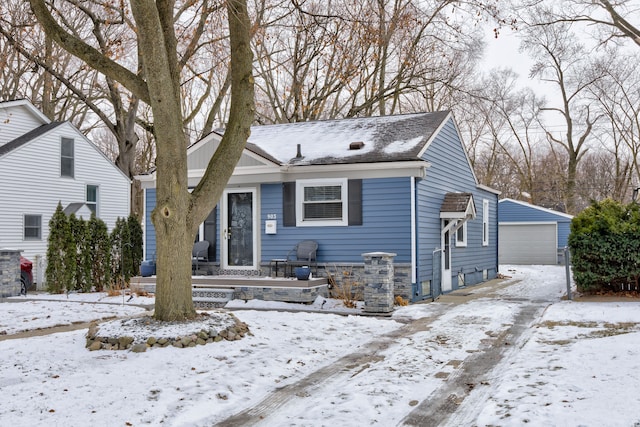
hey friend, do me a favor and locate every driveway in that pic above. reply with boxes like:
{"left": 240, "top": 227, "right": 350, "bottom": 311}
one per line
{"left": 216, "top": 276, "right": 560, "bottom": 426}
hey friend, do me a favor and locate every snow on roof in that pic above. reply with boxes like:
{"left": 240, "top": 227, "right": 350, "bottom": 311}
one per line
{"left": 246, "top": 111, "right": 451, "bottom": 165}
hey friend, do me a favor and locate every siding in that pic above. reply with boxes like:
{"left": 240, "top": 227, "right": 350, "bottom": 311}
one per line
{"left": 498, "top": 199, "right": 572, "bottom": 247}
{"left": 260, "top": 178, "right": 413, "bottom": 263}
{"left": 0, "top": 103, "right": 45, "bottom": 146}
{"left": 417, "top": 118, "right": 498, "bottom": 291}
{"left": 0, "top": 122, "right": 130, "bottom": 267}
{"left": 187, "top": 136, "right": 263, "bottom": 170}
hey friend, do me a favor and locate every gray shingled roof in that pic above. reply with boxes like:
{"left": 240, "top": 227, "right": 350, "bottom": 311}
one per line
{"left": 243, "top": 111, "right": 451, "bottom": 166}
{"left": 0, "top": 122, "right": 64, "bottom": 157}
{"left": 63, "top": 203, "right": 88, "bottom": 215}
{"left": 441, "top": 193, "right": 475, "bottom": 215}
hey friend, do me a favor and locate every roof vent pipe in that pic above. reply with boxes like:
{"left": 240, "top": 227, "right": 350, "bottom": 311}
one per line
{"left": 296, "top": 143, "right": 302, "bottom": 158}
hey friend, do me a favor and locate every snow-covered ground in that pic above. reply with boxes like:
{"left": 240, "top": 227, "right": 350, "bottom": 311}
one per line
{"left": 1, "top": 265, "right": 639, "bottom": 426}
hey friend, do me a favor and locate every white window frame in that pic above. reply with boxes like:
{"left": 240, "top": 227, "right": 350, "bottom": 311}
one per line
{"left": 86, "top": 184, "right": 99, "bottom": 215}
{"left": 296, "top": 178, "right": 348, "bottom": 227}
{"left": 455, "top": 221, "right": 467, "bottom": 247}
{"left": 61, "top": 137, "right": 75, "bottom": 178}
{"left": 24, "top": 214, "right": 42, "bottom": 240}
{"left": 482, "top": 199, "right": 489, "bottom": 246}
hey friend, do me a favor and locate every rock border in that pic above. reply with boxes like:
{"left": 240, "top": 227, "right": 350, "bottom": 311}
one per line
{"left": 85, "top": 314, "right": 251, "bottom": 352}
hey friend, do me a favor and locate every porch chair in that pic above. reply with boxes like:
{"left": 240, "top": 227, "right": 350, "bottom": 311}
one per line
{"left": 192, "top": 240, "right": 210, "bottom": 274}
{"left": 285, "top": 240, "right": 318, "bottom": 277}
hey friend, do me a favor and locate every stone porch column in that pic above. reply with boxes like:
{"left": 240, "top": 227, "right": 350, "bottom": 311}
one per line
{"left": 0, "top": 249, "right": 21, "bottom": 297}
{"left": 362, "top": 252, "right": 396, "bottom": 313}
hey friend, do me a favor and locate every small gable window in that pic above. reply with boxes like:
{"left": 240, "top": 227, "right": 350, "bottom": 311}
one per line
{"left": 296, "top": 179, "right": 348, "bottom": 226}
{"left": 24, "top": 214, "right": 42, "bottom": 240}
{"left": 61, "top": 137, "right": 74, "bottom": 178}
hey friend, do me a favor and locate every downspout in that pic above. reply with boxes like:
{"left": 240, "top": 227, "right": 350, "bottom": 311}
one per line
{"left": 495, "top": 194, "right": 499, "bottom": 276}
{"left": 411, "top": 177, "right": 417, "bottom": 285}
{"left": 142, "top": 188, "right": 147, "bottom": 261}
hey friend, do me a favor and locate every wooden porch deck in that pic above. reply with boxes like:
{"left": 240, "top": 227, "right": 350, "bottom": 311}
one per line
{"left": 131, "top": 275, "right": 329, "bottom": 307}
{"left": 132, "top": 275, "right": 327, "bottom": 289}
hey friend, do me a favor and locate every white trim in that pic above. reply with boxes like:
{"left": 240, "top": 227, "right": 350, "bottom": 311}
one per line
{"left": 482, "top": 199, "right": 490, "bottom": 246}
{"left": 441, "top": 219, "right": 453, "bottom": 292}
{"left": 142, "top": 160, "right": 430, "bottom": 188}
{"left": 499, "top": 221, "right": 559, "bottom": 226}
{"left": 410, "top": 177, "right": 417, "bottom": 284}
{"left": 416, "top": 111, "right": 453, "bottom": 158}
{"left": 295, "top": 178, "right": 348, "bottom": 227}
{"left": 142, "top": 189, "right": 147, "bottom": 261}
{"left": 0, "top": 99, "right": 51, "bottom": 124}
{"left": 455, "top": 222, "right": 467, "bottom": 247}
{"left": 221, "top": 187, "right": 258, "bottom": 270}
{"left": 85, "top": 184, "right": 99, "bottom": 217}
{"left": 281, "top": 161, "right": 428, "bottom": 176}
{"left": 498, "top": 198, "right": 574, "bottom": 219}
{"left": 477, "top": 183, "right": 501, "bottom": 195}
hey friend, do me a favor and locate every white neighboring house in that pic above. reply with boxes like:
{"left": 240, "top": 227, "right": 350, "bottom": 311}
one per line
{"left": 0, "top": 99, "right": 130, "bottom": 287}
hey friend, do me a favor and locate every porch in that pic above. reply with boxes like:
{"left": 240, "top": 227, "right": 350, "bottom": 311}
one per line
{"left": 131, "top": 274, "right": 329, "bottom": 309}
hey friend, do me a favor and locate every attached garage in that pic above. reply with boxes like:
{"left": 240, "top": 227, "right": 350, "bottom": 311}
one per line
{"left": 498, "top": 199, "right": 573, "bottom": 265}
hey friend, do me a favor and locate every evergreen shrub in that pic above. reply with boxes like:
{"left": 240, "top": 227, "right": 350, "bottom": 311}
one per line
{"left": 569, "top": 199, "right": 640, "bottom": 293}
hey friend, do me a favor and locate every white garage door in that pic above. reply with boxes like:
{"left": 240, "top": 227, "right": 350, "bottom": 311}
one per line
{"left": 499, "top": 223, "right": 557, "bottom": 265}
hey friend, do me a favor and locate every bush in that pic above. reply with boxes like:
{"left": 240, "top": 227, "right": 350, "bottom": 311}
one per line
{"left": 45, "top": 203, "right": 75, "bottom": 293}
{"left": 87, "top": 214, "right": 111, "bottom": 292}
{"left": 111, "top": 215, "right": 144, "bottom": 288}
{"left": 569, "top": 199, "right": 640, "bottom": 293}
{"left": 69, "top": 214, "right": 91, "bottom": 292}
{"left": 45, "top": 209, "right": 141, "bottom": 293}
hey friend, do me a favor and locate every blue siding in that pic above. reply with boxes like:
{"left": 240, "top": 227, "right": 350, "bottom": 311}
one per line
{"left": 141, "top": 116, "right": 499, "bottom": 296}
{"left": 557, "top": 222, "right": 570, "bottom": 248}
{"left": 417, "top": 118, "right": 498, "bottom": 292}
{"left": 498, "top": 199, "right": 572, "bottom": 247}
{"left": 260, "top": 178, "right": 413, "bottom": 263}
{"left": 144, "top": 188, "right": 156, "bottom": 260}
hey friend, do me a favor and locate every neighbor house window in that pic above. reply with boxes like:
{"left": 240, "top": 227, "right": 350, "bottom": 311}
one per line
{"left": 86, "top": 185, "right": 98, "bottom": 214}
{"left": 455, "top": 222, "right": 467, "bottom": 247}
{"left": 24, "top": 214, "right": 42, "bottom": 240}
{"left": 296, "top": 178, "right": 348, "bottom": 226}
{"left": 482, "top": 199, "right": 489, "bottom": 246}
{"left": 61, "top": 137, "right": 74, "bottom": 178}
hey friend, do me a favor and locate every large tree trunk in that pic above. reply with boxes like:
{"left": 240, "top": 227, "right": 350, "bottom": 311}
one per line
{"left": 29, "top": 0, "right": 252, "bottom": 321}
{"left": 152, "top": 202, "right": 196, "bottom": 320}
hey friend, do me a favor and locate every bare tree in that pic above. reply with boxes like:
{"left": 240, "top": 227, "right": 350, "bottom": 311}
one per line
{"left": 252, "top": 0, "right": 484, "bottom": 123}
{"left": 0, "top": 1, "right": 103, "bottom": 126}
{"left": 588, "top": 49, "right": 640, "bottom": 197}
{"left": 521, "top": 0, "right": 640, "bottom": 47}
{"left": 28, "top": 0, "right": 255, "bottom": 321}
{"left": 520, "top": 15, "right": 606, "bottom": 214}
{"left": 2, "top": 0, "right": 234, "bottom": 216}
{"left": 464, "top": 68, "right": 550, "bottom": 203}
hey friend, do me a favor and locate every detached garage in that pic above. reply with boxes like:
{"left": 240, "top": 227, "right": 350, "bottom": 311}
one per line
{"left": 498, "top": 199, "right": 573, "bottom": 265}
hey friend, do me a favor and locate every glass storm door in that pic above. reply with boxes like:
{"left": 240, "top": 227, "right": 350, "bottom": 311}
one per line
{"left": 222, "top": 189, "right": 257, "bottom": 270}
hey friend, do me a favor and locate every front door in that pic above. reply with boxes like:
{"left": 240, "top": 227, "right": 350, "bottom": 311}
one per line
{"left": 221, "top": 188, "right": 257, "bottom": 270}
{"left": 441, "top": 220, "right": 452, "bottom": 292}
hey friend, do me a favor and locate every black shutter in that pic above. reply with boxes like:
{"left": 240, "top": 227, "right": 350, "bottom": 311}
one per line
{"left": 283, "top": 182, "right": 296, "bottom": 226}
{"left": 348, "top": 179, "right": 363, "bottom": 225}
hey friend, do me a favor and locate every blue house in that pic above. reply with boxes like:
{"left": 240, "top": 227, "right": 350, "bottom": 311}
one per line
{"left": 498, "top": 198, "right": 573, "bottom": 265}
{"left": 138, "top": 112, "right": 499, "bottom": 301}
